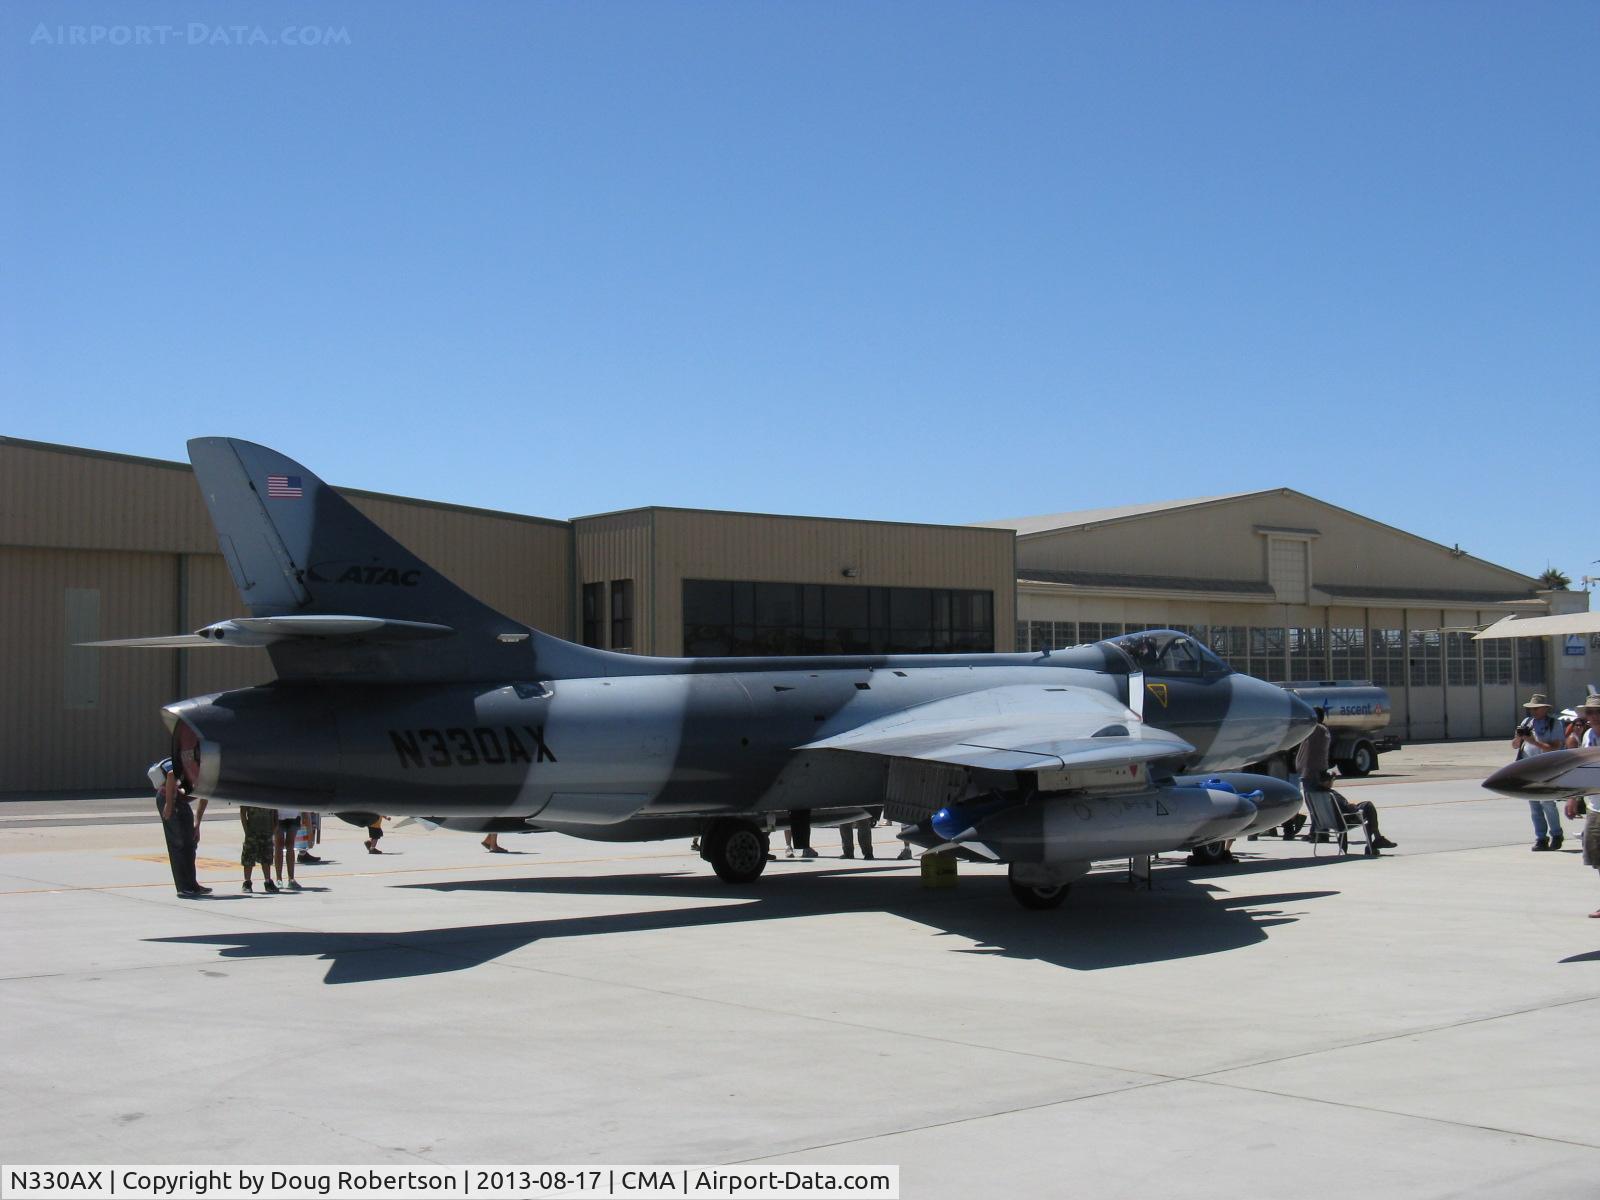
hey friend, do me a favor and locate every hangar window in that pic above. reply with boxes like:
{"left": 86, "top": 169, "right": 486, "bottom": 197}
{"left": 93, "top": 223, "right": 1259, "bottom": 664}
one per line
{"left": 1481, "top": 637, "right": 1512, "bottom": 687}
{"left": 1207, "top": 625, "right": 1247, "bottom": 671}
{"left": 682, "top": 581, "right": 993, "bottom": 657}
{"left": 581, "top": 583, "right": 605, "bottom": 648}
{"left": 1515, "top": 637, "right": 1545, "bottom": 686}
{"left": 1329, "top": 627, "right": 1366, "bottom": 680}
{"left": 1248, "top": 626, "right": 1286, "bottom": 681}
{"left": 1078, "top": 621, "right": 1124, "bottom": 645}
{"left": 1408, "top": 629, "right": 1442, "bottom": 687}
{"left": 1445, "top": 632, "right": 1479, "bottom": 687}
{"left": 1023, "top": 620, "right": 1076, "bottom": 651}
{"left": 1288, "top": 627, "right": 1327, "bottom": 681}
{"left": 610, "top": 580, "right": 634, "bottom": 652}
{"left": 1369, "top": 628, "right": 1404, "bottom": 687}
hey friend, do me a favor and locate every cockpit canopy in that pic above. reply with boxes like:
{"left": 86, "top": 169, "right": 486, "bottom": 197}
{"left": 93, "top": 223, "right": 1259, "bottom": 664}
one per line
{"left": 1107, "top": 629, "right": 1230, "bottom": 677}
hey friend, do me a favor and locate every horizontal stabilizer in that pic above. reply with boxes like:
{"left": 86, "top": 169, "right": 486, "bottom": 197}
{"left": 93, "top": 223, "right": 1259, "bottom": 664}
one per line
{"left": 84, "top": 634, "right": 220, "bottom": 649}
{"left": 83, "top": 615, "right": 455, "bottom": 650}
{"left": 220, "top": 615, "right": 454, "bottom": 640}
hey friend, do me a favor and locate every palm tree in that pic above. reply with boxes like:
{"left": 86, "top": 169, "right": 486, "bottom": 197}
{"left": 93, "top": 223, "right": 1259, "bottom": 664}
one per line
{"left": 1538, "top": 567, "right": 1571, "bottom": 590}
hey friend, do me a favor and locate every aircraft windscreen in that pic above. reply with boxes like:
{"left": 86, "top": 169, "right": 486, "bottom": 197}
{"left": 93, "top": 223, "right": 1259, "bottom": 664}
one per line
{"left": 1107, "top": 630, "right": 1227, "bottom": 677}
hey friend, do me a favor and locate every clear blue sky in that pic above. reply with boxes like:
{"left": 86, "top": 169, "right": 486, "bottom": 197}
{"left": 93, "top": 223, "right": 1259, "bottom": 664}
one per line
{"left": 3, "top": 2, "right": 1596, "bottom": 595}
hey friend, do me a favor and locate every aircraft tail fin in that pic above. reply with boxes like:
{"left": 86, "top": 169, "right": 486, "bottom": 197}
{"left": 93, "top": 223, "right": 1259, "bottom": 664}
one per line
{"left": 186, "top": 438, "right": 613, "bottom": 682}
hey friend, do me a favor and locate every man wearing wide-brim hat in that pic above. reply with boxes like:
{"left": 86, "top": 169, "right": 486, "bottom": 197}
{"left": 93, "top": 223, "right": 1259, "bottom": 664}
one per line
{"left": 1563, "top": 696, "right": 1600, "bottom": 917}
{"left": 1513, "top": 695, "right": 1566, "bottom": 850}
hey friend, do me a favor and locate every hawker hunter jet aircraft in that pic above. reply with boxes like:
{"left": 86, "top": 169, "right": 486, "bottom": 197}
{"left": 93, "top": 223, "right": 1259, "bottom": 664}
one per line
{"left": 96, "top": 439, "right": 1315, "bottom": 908}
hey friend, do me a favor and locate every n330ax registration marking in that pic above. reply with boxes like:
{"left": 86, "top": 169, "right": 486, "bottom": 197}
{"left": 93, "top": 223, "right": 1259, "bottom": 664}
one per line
{"left": 389, "top": 725, "right": 557, "bottom": 768}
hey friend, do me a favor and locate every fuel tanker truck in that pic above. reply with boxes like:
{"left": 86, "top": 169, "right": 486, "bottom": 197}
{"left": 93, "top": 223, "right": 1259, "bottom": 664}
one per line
{"left": 1248, "top": 681, "right": 1400, "bottom": 778}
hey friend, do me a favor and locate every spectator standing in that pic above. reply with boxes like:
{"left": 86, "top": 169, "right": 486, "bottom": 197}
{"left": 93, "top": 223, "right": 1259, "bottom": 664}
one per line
{"left": 239, "top": 805, "right": 278, "bottom": 892}
{"left": 839, "top": 814, "right": 875, "bottom": 859}
{"left": 297, "top": 811, "right": 323, "bottom": 865}
{"left": 1514, "top": 694, "right": 1564, "bottom": 851}
{"left": 148, "top": 757, "right": 210, "bottom": 898}
{"left": 274, "top": 807, "right": 304, "bottom": 891}
{"left": 1564, "top": 697, "right": 1600, "bottom": 918}
{"left": 789, "top": 809, "right": 818, "bottom": 859}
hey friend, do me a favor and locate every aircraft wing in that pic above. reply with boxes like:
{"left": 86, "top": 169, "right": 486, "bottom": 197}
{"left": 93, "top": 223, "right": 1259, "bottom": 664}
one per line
{"left": 801, "top": 683, "right": 1194, "bottom": 773}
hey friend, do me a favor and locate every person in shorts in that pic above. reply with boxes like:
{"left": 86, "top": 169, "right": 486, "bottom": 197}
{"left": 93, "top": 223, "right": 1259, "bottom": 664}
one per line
{"left": 274, "top": 808, "right": 304, "bottom": 892}
{"left": 239, "top": 806, "right": 278, "bottom": 892}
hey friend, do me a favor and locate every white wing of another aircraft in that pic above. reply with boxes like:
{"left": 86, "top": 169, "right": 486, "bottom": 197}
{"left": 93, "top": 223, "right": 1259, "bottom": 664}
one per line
{"left": 1475, "top": 612, "right": 1600, "bottom": 640}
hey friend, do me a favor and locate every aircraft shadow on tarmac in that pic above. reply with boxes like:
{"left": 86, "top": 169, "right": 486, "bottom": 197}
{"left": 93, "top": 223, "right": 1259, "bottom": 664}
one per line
{"left": 148, "top": 857, "right": 1341, "bottom": 985}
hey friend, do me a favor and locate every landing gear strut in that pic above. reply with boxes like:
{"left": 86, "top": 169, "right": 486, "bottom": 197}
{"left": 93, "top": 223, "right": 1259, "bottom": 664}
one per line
{"left": 700, "top": 820, "right": 770, "bottom": 884}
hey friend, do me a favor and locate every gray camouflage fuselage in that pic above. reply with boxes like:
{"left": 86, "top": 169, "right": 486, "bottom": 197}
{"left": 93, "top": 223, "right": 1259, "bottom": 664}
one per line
{"left": 169, "top": 642, "right": 1309, "bottom": 837}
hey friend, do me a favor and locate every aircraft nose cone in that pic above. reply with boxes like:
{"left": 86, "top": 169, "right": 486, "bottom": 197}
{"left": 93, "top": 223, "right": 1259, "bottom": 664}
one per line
{"left": 1286, "top": 691, "right": 1316, "bottom": 733}
{"left": 1281, "top": 690, "right": 1317, "bottom": 751}
{"left": 1482, "top": 751, "right": 1577, "bottom": 799}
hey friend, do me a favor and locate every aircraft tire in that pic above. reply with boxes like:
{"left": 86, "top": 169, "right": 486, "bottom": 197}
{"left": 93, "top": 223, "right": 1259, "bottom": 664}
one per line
{"left": 1007, "top": 866, "right": 1071, "bottom": 910}
{"left": 1189, "top": 839, "right": 1232, "bottom": 866}
{"left": 704, "top": 821, "right": 769, "bottom": 884}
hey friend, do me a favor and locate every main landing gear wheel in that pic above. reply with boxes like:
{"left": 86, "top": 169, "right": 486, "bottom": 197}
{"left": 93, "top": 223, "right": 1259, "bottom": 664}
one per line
{"left": 1189, "top": 839, "right": 1232, "bottom": 866}
{"left": 1007, "top": 864, "right": 1072, "bottom": 910}
{"left": 702, "top": 820, "right": 770, "bottom": 884}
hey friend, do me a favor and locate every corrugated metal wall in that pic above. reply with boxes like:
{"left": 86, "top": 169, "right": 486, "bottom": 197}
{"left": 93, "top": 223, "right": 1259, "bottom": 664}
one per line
{"left": 0, "top": 547, "right": 180, "bottom": 790}
{"left": 1018, "top": 493, "right": 1536, "bottom": 595}
{"left": 572, "top": 511, "right": 654, "bottom": 652}
{"left": 347, "top": 494, "right": 571, "bottom": 635}
{"left": 1, "top": 442, "right": 220, "bottom": 553}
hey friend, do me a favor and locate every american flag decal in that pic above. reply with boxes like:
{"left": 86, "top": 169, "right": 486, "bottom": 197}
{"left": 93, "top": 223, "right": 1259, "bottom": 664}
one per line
{"left": 266, "top": 474, "right": 304, "bottom": 498}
